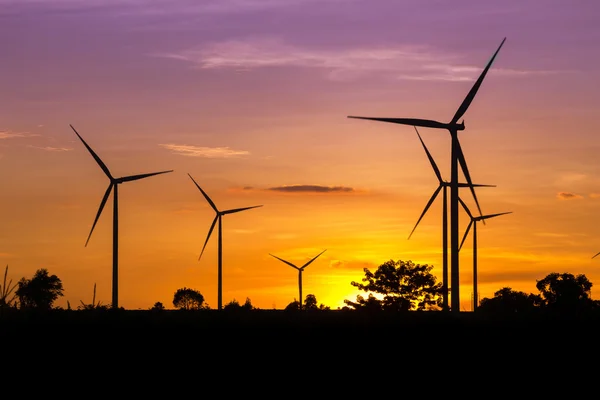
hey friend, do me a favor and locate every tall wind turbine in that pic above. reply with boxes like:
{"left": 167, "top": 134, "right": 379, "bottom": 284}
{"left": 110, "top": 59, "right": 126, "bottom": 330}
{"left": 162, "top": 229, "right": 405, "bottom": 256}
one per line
{"left": 348, "top": 38, "right": 506, "bottom": 311}
{"left": 70, "top": 124, "right": 173, "bottom": 309}
{"left": 269, "top": 249, "right": 327, "bottom": 309}
{"left": 409, "top": 126, "right": 495, "bottom": 310}
{"left": 188, "top": 173, "right": 263, "bottom": 310}
{"left": 458, "top": 197, "right": 511, "bottom": 311}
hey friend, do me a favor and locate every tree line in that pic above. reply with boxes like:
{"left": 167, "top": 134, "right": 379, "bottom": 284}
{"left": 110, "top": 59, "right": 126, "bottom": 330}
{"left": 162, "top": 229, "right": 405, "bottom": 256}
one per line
{"left": 1, "top": 261, "right": 597, "bottom": 315}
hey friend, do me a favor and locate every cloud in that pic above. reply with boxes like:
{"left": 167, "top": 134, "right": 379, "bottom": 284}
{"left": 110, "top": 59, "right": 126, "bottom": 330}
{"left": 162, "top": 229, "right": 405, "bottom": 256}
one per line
{"left": 267, "top": 184, "right": 354, "bottom": 193}
{"left": 157, "top": 38, "right": 565, "bottom": 82}
{"left": 159, "top": 143, "right": 249, "bottom": 158}
{"left": 589, "top": 193, "right": 600, "bottom": 199}
{"left": 557, "top": 192, "right": 583, "bottom": 200}
{"left": 0, "top": 0, "right": 351, "bottom": 15}
{"left": 329, "top": 259, "right": 376, "bottom": 270}
{"left": 27, "top": 145, "right": 73, "bottom": 152}
{"left": 0, "top": 131, "right": 37, "bottom": 139}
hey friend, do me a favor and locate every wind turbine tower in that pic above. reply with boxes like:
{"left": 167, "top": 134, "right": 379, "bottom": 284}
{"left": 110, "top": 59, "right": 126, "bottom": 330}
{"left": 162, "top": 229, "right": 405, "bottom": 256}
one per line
{"left": 348, "top": 38, "right": 506, "bottom": 311}
{"left": 409, "top": 127, "right": 495, "bottom": 310}
{"left": 269, "top": 249, "right": 327, "bottom": 309}
{"left": 71, "top": 125, "right": 173, "bottom": 309}
{"left": 188, "top": 173, "right": 262, "bottom": 310}
{"left": 458, "top": 197, "right": 512, "bottom": 311}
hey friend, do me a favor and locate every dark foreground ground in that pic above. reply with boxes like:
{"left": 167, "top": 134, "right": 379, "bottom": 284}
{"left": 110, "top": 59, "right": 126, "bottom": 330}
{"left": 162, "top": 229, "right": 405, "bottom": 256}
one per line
{"left": 3, "top": 308, "right": 600, "bottom": 344}
{"left": 3, "top": 309, "right": 599, "bottom": 381}
{"left": 4, "top": 309, "right": 595, "bottom": 388}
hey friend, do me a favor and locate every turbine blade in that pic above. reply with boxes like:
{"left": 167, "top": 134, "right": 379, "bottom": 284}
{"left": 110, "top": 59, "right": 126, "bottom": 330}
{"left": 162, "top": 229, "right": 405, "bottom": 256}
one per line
{"left": 199, "top": 215, "right": 218, "bottom": 261}
{"left": 347, "top": 116, "right": 448, "bottom": 130}
{"left": 188, "top": 173, "right": 219, "bottom": 213}
{"left": 459, "top": 221, "right": 473, "bottom": 251}
{"left": 478, "top": 211, "right": 512, "bottom": 221}
{"left": 408, "top": 186, "right": 442, "bottom": 240}
{"left": 118, "top": 170, "right": 173, "bottom": 183}
{"left": 269, "top": 254, "right": 300, "bottom": 270}
{"left": 414, "top": 126, "right": 443, "bottom": 183}
{"left": 451, "top": 38, "right": 506, "bottom": 124}
{"left": 300, "top": 249, "right": 327, "bottom": 269}
{"left": 85, "top": 183, "right": 113, "bottom": 247}
{"left": 222, "top": 205, "right": 263, "bottom": 215}
{"left": 457, "top": 141, "right": 484, "bottom": 219}
{"left": 593, "top": 252, "right": 600, "bottom": 259}
{"left": 70, "top": 124, "right": 113, "bottom": 180}
{"left": 458, "top": 196, "right": 473, "bottom": 219}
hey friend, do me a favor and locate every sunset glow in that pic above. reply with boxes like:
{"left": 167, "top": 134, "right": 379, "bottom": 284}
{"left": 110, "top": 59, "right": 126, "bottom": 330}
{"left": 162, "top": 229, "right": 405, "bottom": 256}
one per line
{"left": 2, "top": 0, "right": 600, "bottom": 311}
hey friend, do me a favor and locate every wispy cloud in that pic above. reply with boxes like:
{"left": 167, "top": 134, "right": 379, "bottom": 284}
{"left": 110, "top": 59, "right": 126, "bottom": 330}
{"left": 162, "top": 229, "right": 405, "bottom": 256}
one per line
{"left": 0, "top": 130, "right": 38, "bottom": 139}
{"left": 557, "top": 191, "right": 583, "bottom": 200}
{"left": 589, "top": 193, "right": 600, "bottom": 199}
{"left": 157, "top": 38, "right": 565, "bottom": 82}
{"left": 267, "top": 184, "right": 355, "bottom": 193}
{"left": 159, "top": 143, "right": 249, "bottom": 158}
{"left": 0, "top": 0, "right": 351, "bottom": 15}
{"left": 27, "top": 145, "right": 73, "bottom": 152}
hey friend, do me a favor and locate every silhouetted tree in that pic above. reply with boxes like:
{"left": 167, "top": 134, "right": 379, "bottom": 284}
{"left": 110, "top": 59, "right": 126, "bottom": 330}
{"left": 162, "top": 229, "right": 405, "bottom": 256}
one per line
{"left": 304, "top": 294, "right": 318, "bottom": 309}
{"left": 151, "top": 302, "right": 165, "bottom": 311}
{"left": 345, "top": 260, "right": 442, "bottom": 311}
{"left": 172, "top": 287, "right": 206, "bottom": 310}
{"left": 478, "top": 287, "right": 541, "bottom": 313}
{"left": 284, "top": 299, "right": 300, "bottom": 311}
{"left": 15, "top": 268, "right": 64, "bottom": 310}
{"left": 303, "top": 294, "right": 330, "bottom": 310}
{"left": 536, "top": 272, "right": 594, "bottom": 312}
{"left": 224, "top": 297, "right": 255, "bottom": 311}
{"left": 344, "top": 293, "right": 385, "bottom": 311}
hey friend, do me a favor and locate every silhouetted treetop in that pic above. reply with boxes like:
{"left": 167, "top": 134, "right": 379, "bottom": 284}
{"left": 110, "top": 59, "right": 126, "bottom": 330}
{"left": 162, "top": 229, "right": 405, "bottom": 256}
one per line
{"left": 536, "top": 272, "right": 594, "bottom": 312}
{"left": 478, "top": 287, "right": 541, "bottom": 314}
{"left": 172, "top": 287, "right": 207, "bottom": 310}
{"left": 15, "top": 268, "right": 63, "bottom": 310}
{"left": 345, "top": 259, "right": 442, "bottom": 311}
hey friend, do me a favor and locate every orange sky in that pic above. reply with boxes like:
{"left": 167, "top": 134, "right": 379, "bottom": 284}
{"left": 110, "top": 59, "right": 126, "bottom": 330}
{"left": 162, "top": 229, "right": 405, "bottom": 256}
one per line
{"left": 2, "top": 0, "right": 600, "bottom": 310}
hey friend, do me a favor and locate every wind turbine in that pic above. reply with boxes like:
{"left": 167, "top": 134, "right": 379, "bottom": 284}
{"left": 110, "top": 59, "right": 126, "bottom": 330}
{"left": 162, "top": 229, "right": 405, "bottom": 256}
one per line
{"left": 348, "top": 38, "right": 506, "bottom": 311}
{"left": 409, "top": 126, "right": 495, "bottom": 310}
{"left": 188, "top": 173, "right": 263, "bottom": 310}
{"left": 269, "top": 249, "right": 327, "bottom": 310}
{"left": 458, "top": 197, "right": 512, "bottom": 311}
{"left": 70, "top": 124, "right": 173, "bottom": 309}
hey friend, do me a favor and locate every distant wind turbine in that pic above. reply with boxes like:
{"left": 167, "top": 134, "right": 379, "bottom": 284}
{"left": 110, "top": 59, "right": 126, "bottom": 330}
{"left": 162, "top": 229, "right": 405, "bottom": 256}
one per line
{"left": 592, "top": 251, "right": 600, "bottom": 259}
{"left": 70, "top": 124, "right": 173, "bottom": 309}
{"left": 409, "top": 126, "right": 495, "bottom": 310}
{"left": 458, "top": 197, "right": 512, "bottom": 311}
{"left": 348, "top": 38, "right": 506, "bottom": 311}
{"left": 269, "top": 249, "right": 327, "bottom": 310}
{"left": 188, "top": 173, "right": 263, "bottom": 310}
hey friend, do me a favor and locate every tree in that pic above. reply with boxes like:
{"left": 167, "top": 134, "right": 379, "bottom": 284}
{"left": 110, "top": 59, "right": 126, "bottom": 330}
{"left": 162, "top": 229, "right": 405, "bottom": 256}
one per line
{"left": 344, "top": 260, "right": 442, "bottom": 311}
{"left": 15, "top": 268, "right": 64, "bottom": 310}
{"left": 478, "top": 287, "right": 541, "bottom": 313}
{"left": 536, "top": 272, "right": 594, "bottom": 312}
{"left": 303, "top": 294, "right": 330, "bottom": 310}
{"left": 284, "top": 299, "right": 300, "bottom": 311}
{"left": 172, "top": 287, "right": 206, "bottom": 310}
{"left": 224, "top": 297, "right": 255, "bottom": 311}
{"left": 150, "top": 302, "right": 165, "bottom": 311}
{"left": 344, "top": 293, "right": 386, "bottom": 312}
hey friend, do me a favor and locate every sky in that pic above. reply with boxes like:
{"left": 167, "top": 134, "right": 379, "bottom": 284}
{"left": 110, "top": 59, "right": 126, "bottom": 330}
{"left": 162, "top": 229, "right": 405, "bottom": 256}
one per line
{"left": 2, "top": 0, "right": 600, "bottom": 311}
